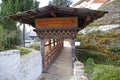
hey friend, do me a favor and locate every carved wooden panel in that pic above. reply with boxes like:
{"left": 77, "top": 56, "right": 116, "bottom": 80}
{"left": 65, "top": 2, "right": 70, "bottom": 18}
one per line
{"left": 34, "top": 28, "right": 78, "bottom": 39}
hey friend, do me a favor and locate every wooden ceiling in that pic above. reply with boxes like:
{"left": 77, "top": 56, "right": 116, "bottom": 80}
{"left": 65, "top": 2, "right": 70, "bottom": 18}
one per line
{"left": 6, "top": 5, "right": 108, "bottom": 29}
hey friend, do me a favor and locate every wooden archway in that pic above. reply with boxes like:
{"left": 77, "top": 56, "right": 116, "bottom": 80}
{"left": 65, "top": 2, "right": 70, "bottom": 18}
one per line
{"left": 34, "top": 28, "right": 78, "bottom": 72}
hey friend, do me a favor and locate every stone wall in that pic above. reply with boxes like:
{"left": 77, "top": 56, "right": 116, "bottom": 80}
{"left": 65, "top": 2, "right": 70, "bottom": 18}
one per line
{"left": 0, "top": 50, "right": 42, "bottom": 80}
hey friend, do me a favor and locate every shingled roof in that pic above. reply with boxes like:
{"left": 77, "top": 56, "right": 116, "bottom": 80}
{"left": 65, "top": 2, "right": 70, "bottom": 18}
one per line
{"left": 7, "top": 5, "right": 108, "bottom": 29}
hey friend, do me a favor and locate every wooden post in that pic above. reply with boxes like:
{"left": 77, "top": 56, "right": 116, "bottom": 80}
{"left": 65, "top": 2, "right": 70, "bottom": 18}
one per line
{"left": 53, "top": 39, "right": 55, "bottom": 46}
{"left": 40, "top": 38, "right": 45, "bottom": 73}
{"left": 48, "top": 39, "right": 51, "bottom": 52}
{"left": 71, "top": 38, "right": 76, "bottom": 72}
{"left": 48, "top": 39, "right": 51, "bottom": 64}
{"left": 23, "top": 24, "right": 25, "bottom": 47}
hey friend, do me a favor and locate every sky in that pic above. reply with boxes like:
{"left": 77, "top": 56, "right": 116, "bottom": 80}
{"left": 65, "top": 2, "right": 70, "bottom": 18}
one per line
{"left": 37, "top": 0, "right": 49, "bottom": 7}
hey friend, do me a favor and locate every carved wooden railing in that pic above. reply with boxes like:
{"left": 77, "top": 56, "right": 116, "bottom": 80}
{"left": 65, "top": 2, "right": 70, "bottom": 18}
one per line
{"left": 44, "top": 39, "right": 63, "bottom": 72}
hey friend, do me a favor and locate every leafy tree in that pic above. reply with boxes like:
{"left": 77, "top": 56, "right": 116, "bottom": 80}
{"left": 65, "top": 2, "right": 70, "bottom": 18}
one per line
{"left": 1, "top": 0, "right": 39, "bottom": 16}
{"left": 0, "top": 0, "right": 39, "bottom": 50}
{"left": 49, "top": 0, "right": 73, "bottom": 7}
{"left": 0, "top": 0, "right": 39, "bottom": 29}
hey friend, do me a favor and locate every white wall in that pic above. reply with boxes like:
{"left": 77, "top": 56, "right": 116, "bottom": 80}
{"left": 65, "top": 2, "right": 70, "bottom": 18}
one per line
{"left": 0, "top": 50, "right": 42, "bottom": 80}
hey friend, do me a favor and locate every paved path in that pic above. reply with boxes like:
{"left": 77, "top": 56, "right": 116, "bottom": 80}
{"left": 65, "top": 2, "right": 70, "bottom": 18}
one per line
{"left": 38, "top": 47, "right": 74, "bottom": 80}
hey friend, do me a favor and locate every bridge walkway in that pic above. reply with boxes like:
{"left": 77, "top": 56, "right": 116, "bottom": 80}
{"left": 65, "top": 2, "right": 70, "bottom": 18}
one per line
{"left": 39, "top": 42, "right": 74, "bottom": 80}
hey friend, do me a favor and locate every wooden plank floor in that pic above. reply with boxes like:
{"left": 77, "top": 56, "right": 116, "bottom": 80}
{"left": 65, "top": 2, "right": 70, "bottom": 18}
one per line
{"left": 38, "top": 47, "right": 74, "bottom": 80}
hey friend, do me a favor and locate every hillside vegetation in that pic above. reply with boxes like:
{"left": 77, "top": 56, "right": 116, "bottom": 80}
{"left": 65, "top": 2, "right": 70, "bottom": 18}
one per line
{"left": 76, "top": 0, "right": 120, "bottom": 79}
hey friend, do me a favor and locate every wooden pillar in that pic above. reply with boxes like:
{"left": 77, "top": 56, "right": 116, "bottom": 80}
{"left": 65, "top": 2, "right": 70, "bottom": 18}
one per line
{"left": 48, "top": 39, "right": 51, "bottom": 65}
{"left": 23, "top": 24, "right": 25, "bottom": 47}
{"left": 48, "top": 39, "right": 51, "bottom": 52}
{"left": 71, "top": 38, "right": 76, "bottom": 71}
{"left": 40, "top": 38, "right": 45, "bottom": 73}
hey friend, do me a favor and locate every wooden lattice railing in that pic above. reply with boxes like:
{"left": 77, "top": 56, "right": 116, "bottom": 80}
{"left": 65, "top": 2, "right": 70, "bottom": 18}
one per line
{"left": 44, "top": 39, "right": 63, "bottom": 72}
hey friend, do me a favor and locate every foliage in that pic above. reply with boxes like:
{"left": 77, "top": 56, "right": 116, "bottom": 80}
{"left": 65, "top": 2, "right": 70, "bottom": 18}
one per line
{"left": 76, "top": 29, "right": 120, "bottom": 79}
{"left": 49, "top": 0, "right": 72, "bottom": 7}
{"left": 87, "top": 51, "right": 108, "bottom": 64}
{"left": 17, "top": 47, "right": 31, "bottom": 55}
{"left": 0, "top": 0, "right": 39, "bottom": 50}
{"left": 0, "top": 25, "right": 4, "bottom": 33}
{"left": 98, "top": 38, "right": 110, "bottom": 45}
{"left": 0, "top": 0, "right": 39, "bottom": 30}
{"left": 30, "top": 43, "right": 40, "bottom": 51}
{"left": 113, "top": 60, "right": 120, "bottom": 66}
{"left": 0, "top": 0, "right": 39, "bottom": 16}
{"left": 91, "top": 65, "right": 120, "bottom": 80}
{"left": 84, "top": 58, "right": 96, "bottom": 75}
{"left": 76, "top": 48, "right": 109, "bottom": 64}
{"left": 76, "top": 30, "right": 120, "bottom": 54}
{"left": 0, "top": 30, "right": 21, "bottom": 51}
{"left": 84, "top": 58, "right": 120, "bottom": 79}
{"left": 109, "top": 46, "right": 120, "bottom": 55}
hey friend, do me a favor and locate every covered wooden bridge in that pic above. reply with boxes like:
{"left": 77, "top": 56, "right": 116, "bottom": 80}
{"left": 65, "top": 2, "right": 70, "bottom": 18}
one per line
{"left": 7, "top": 5, "right": 107, "bottom": 76}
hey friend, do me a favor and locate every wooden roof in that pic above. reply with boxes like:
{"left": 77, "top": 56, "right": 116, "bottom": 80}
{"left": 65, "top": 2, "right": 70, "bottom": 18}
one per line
{"left": 7, "top": 5, "right": 107, "bottom": 29}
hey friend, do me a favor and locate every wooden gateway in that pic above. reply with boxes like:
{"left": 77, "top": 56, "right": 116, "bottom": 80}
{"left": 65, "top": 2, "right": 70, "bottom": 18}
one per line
{"left": 7, "top": 5, "right": 107, "bottom": 72}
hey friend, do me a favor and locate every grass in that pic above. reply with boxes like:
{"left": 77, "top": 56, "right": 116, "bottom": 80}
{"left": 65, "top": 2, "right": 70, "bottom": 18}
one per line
{"left": 0, "top": 25, "right": 4, "bottom": 33}
{"left": 30, "top": 43, "right": 40, "bottom": 51}
{"left": 83, "top": 58, "right": 120, "bottom": 80}
{"left": 17, "top": 47, "right": 31, "bottom": 55}
{"left": 91, "top": 65, "right": 120, "bottom": 80}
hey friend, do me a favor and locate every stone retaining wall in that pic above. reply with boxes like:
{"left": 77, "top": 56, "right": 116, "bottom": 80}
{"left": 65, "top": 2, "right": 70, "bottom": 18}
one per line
{"left": 0, "top": 50, "right": 42, "bottom": 80}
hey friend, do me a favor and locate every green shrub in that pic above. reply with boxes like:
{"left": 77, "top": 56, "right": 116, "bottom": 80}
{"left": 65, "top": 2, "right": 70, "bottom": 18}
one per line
{"left": 17, "top": 47, "right": 31, "bottom": 55}
{"left": 87, "top": 51, "right": 108, "bottom": 64}
{"left": 113, "top": 60, "right": 120, "bottom": 66}
{"left": 86, "top": 58, "right": 96, "bottom": 65}
{"left": 30, "top": 43, "right": 40, "bottom": 51}
{"left": 91, "top": 65, "right": 120, "bottom": 80}
{"left": 0, "top": 30, "right": 21, "bottom": 50}
{"left": 0, "top": 25, "right": 4, "bottom": 33}
{"left": 84, "top": 58, "right": 96, "bottom": 75}
{"left": 109, "top": 46, "right": 120, "bottom": 55}
{"left": 76, "top": 48, "right": 109, "bottom": 64}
